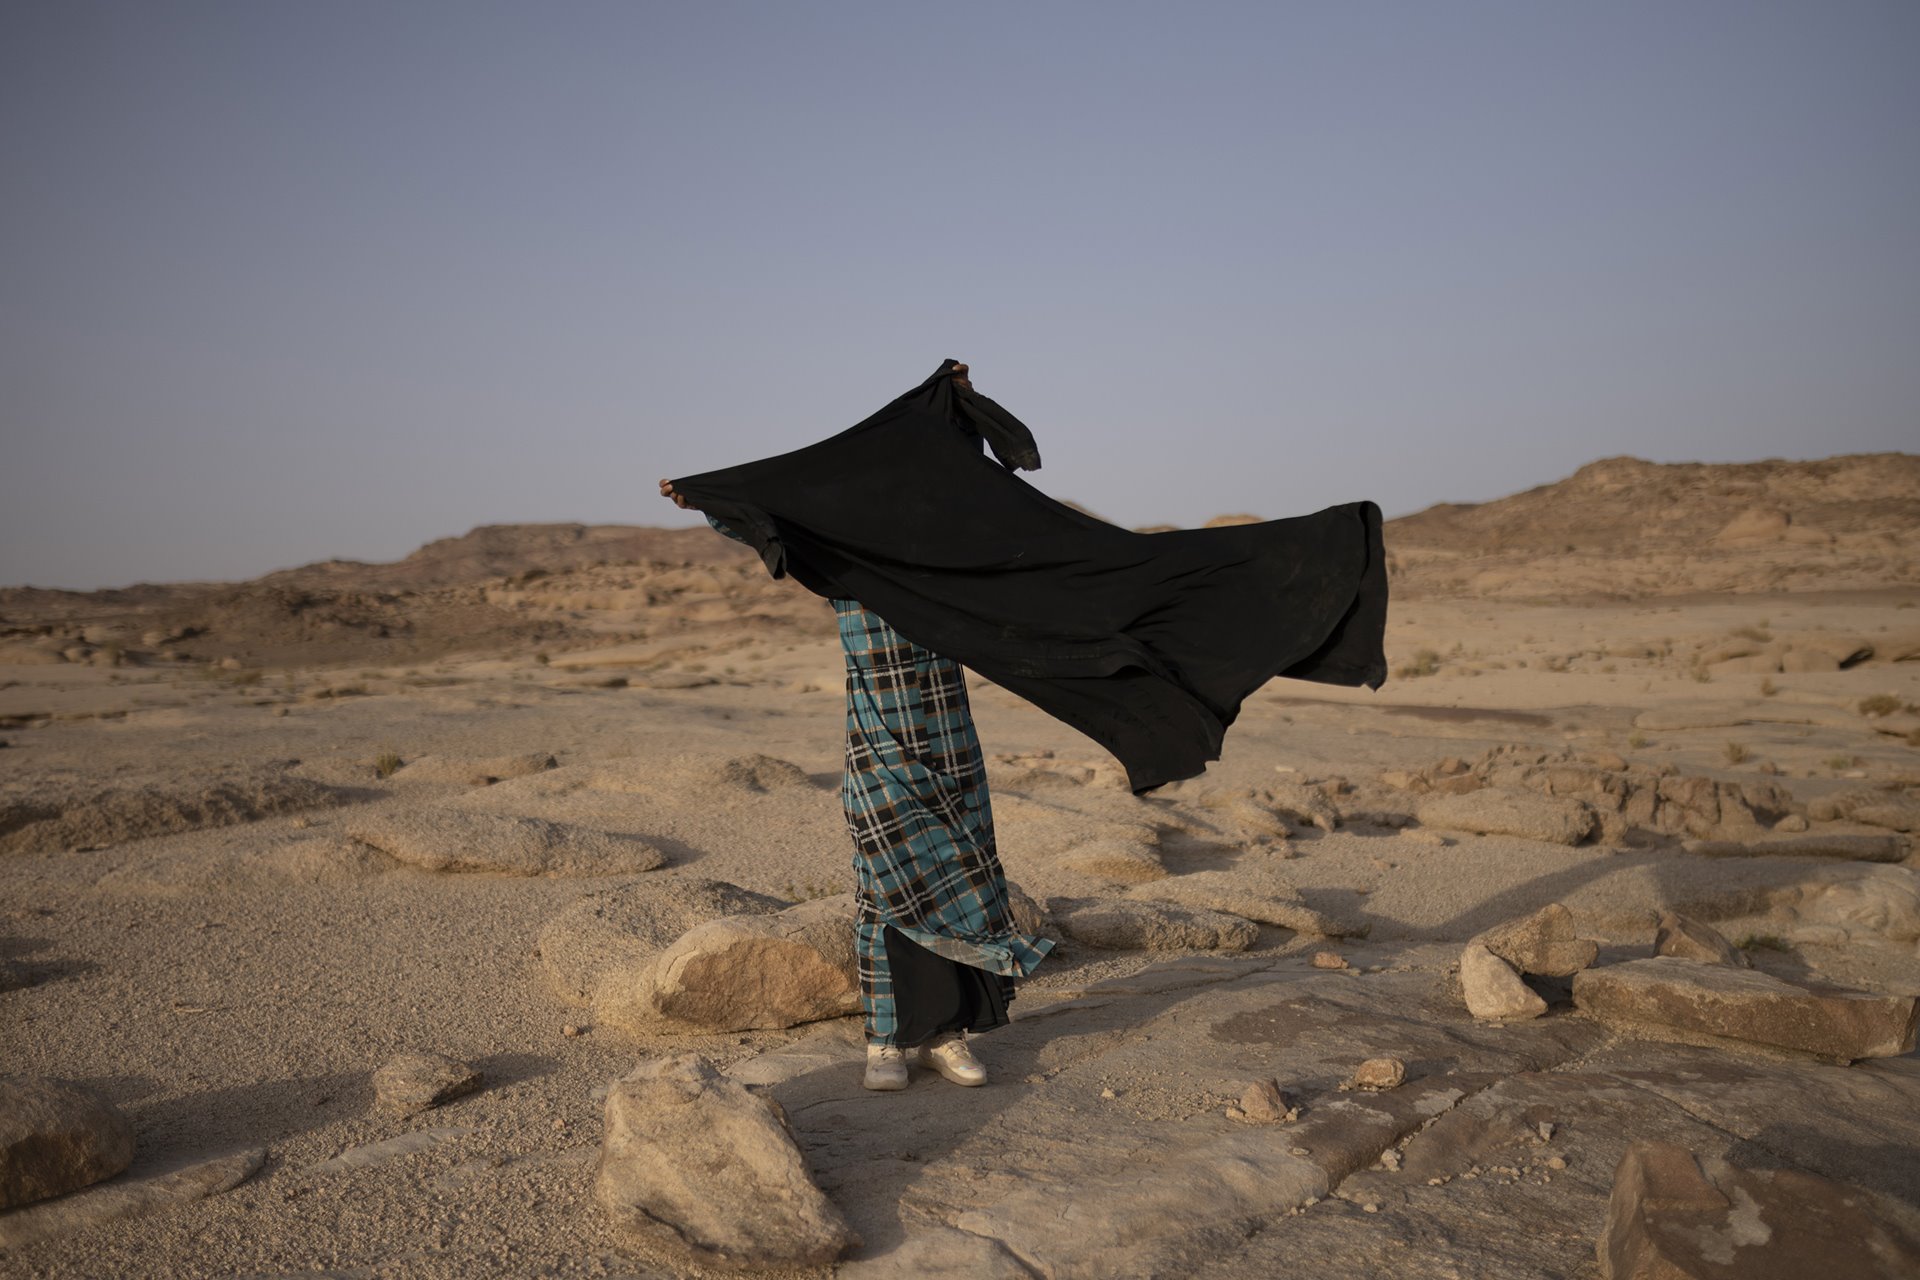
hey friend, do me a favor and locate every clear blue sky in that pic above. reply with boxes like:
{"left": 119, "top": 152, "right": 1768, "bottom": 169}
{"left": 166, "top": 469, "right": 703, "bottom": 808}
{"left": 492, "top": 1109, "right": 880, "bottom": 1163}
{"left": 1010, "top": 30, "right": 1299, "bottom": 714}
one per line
{"left": 3, "top": 1, "right": 1915, "bottom": 589}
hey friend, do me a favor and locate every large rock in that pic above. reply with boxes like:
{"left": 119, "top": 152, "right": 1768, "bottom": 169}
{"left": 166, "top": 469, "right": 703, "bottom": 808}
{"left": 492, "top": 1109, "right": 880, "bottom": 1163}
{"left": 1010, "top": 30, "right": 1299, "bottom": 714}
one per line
{"left": 602, "top": 896, "right": 860, "bottom": 1034}
{"left": 1473, "top": 903, "right": 1598, "bottom": 977}
{"left": 1572, "top": 957, "right": 1919, "bottom": 1060}
{"left": 1126, "top": 866, "right": 1340, "bottom": 936}
{"left": 0, "top": 1077, "right": 136, "bottom": 1210}
{"left": 1599, "top": 1140, "right": 1920, "bottom": 1279}
{"left": 595, "top": 1054, "right": 858, "bottom": 1270}
{"left": 1653, "top": 912, "right": 1749, "bottom": 968}
{"left": 372, "top": 1052, "right": 483, "bottom": 1115}
{"left": 538, "top": 878, "right": 787, "bottom": 1006}
{"left": 346, "top": 805, "right": 666, "bottom": 875}
{"left": 1416, "top": 788, "right": 1594, "bottom": 845}
{"left": 1051, "top": 897, "right": 1259, "bottom": 951}
{"left": 1459, "top": 943, "right": 1547, "bottom": 1022}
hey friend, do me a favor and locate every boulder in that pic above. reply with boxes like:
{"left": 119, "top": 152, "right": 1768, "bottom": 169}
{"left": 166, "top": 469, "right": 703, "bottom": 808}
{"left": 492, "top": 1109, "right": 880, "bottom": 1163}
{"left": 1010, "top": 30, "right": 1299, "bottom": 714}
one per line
{"left": 372, "top": 1052, "right": 483, "bottom": 1115}
{"left": 1599, "top": 1140, "right": 1920, "bottom": 1279}
{"left": 1572, "top": 957, "right": 1918, "bottom": 1060}
{"left": 1459, "top": 943, "right": 1547, "bottom": 1022}
{"left": 1416, "top": 788, "right": 1594, "bottom": 845}
{"left": 1050, "top": 898, "right": 1259, "bottom": 952}
{"left": 1473, "top": 903, "right": 1598, "bottom": 977}
{"left": 595, "top": 1054, "right": 857, "bottom": 1270}
{"left": 602, "top": 895, "right": 860, "bottom": 1034}
{"left": 346, "top": 805, "right": 666, "bottom": 876}
{"left": 538, "top": 878, "right": 787, "bottom": 1007}
{"left": 1653, "top": 913, "right": 1749, "bottom": 968}
{"left": 1126, "top": 866, "right": 1340, "bottom": 936}
{"left": 0, "top": 1077, "right": 136, "bottom": 1210}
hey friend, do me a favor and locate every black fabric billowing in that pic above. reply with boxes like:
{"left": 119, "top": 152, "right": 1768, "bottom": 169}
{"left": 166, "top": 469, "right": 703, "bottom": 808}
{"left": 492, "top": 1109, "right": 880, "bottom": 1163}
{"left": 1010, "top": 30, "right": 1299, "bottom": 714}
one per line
{"left": 671, "top": 359, "right": 1388, "bottom": 793}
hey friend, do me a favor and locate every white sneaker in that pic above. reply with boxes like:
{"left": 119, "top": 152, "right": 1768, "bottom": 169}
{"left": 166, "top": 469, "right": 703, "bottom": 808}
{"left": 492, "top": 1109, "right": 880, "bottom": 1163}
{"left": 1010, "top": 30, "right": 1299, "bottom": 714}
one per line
{"left": 919, "top": 1031, "right": 987, "bottom": 1086}
{"left": 864, "top": 1043, "right": 910, "bottom": 1091}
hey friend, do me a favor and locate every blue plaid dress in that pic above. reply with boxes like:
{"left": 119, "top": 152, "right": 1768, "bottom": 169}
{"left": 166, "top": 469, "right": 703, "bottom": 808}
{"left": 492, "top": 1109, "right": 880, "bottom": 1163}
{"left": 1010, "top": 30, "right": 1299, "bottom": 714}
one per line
{"left": 836, "top": 599, "right": 1055, "bottom": 1045}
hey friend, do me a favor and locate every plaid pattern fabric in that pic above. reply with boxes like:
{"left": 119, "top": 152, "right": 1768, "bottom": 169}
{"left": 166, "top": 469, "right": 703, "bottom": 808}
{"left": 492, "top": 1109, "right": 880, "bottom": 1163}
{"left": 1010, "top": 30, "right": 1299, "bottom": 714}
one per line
{"left": 837, "top": 598, "right": 1054, "bottom": 1045}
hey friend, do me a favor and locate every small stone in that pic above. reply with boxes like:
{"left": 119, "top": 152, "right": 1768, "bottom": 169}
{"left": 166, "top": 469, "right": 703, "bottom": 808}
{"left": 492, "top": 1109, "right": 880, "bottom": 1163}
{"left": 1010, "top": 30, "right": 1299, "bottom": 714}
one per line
{"left": 1347, "top": 1058, "right": 1406, "bottom": 1091}
{"left": 1361, "top": 1202, "right": 1380, "bottom": 1213}
{"left": 1653, "top": 911, "right": 1751, "bottom": 968}
{"left": 1099, "top": 1088, "right": 1116, "bottom": 1100}
{"left": 1459, "top": 943, "right": 1548, "bottom": 1022}
{"left": 1291, "top": 1147, "right": 1311, "bottom": 1157}
{"left": 1535, "top": 1122, "right": 1554, "bottom": 1141}
{"left": 1547, "top": 1156, "right": 1567, "bottom": 1170}
{"left": 1379, "top": 1149, "right": 1401, "bottom": 1171}
{"left": 1775, "top": 813, "right": 1810, "bottom": 832}
{"left": 1310, "top": 952, "right": 1348, "bottom": 970}
{"left": 1238, "top": 1079, "right": 1289, "bottom": 1123}
{"left": 372, "top": 1051, "right": 483, "bottom": 1115}
{"left": 551, "top": 1118, "right": 566, "bottom": 1131}
{"left": 563, "top": 1023, "right": 583, "bottom": 1038}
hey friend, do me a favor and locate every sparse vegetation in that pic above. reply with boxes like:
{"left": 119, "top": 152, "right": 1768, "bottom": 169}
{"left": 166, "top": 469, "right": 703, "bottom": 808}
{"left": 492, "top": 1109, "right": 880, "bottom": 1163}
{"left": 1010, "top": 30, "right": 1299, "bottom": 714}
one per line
{"left": 1690, "top": 665, "right": 1713, "bottom": 683}
{"left": 312, "top": 684, "right": 369, "bottom": 698}
{"left": 1737, "top": 933, "right": 1791, "bottom": 953}
{"left": 1732, "top": 626, "right": 1772, "bottom": 643}
{"left": 1759, "top": 677, "right": 1777, "bottom": 697}
{"left": 1627, "top": 732, "right": 1649, "bottom": 749}
{"left": 534, "top": 651, "right": 551, "bottom": 666}
{"left": 597, "top": 675, "right": 629, "bottom": 689}
{"left": 1722, "top": 742, "right": 1750, "bottom": 764}
{"left": 1858, "top": 693, "right": 1902, "bottom": 717}
{"left": 1393, "top": 649, "right": 1441, "bottom": 679}
{"left": 1826, "top": 754, "right": 1863, "bottom": 771}
{"left": 374, "top": 751, "right": 403, "bottom": 778}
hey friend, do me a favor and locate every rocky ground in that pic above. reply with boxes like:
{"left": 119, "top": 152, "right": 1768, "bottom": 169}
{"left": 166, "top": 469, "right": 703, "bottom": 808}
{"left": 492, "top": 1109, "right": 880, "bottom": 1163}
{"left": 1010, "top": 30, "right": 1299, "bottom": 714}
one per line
{"left": 3, "top": 454, "right": 1919, "bottom": 1278}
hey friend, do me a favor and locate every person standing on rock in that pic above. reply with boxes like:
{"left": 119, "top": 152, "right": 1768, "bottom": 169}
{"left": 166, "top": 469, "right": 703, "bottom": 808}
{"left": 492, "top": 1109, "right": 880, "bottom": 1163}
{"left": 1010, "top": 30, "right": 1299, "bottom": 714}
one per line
{"left": 660, "top": 358, "right": 1386, "bottom": 1090}
{"left": 660, "top": 368, "right": 1052, "bottom": 1091}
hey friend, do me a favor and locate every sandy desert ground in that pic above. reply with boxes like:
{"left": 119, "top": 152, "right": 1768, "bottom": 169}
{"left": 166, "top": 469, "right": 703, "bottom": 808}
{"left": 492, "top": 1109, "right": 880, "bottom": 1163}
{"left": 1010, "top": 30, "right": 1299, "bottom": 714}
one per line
{"left": 4, "top": 452, "right": 1920, "bottom": 1278}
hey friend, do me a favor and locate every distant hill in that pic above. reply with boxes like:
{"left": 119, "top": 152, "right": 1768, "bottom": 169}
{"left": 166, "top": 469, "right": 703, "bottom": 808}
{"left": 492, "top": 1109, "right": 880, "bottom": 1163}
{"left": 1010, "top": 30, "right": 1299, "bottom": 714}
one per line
{"left": 4, "top": 454, "right": 1916, "bottom": 667}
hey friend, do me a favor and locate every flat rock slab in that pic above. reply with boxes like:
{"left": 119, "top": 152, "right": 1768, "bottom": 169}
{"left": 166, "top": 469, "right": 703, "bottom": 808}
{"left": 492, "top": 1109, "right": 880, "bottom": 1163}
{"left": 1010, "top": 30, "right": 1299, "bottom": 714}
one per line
{"left": 596, "top": 1053, "right": 857, "bottom": 1270}
{"left": 1128, "top": 865, "right": 1341, "bottom": 936}
{"left": 1051, "top": 897, "right": 1259, "bottom": 951}
{"left": 1600, "top": 1141, "right": 1920, "bottom": 1279}
{"left": 1573, "top": 957, "right": 1919, "bottom": 1060}
{"left": 0, "top": 1147, "right": 264, "bottom": 1249}
{"left": 1684, "top": 834, "right": 1910, "bottom": 862}
{"left": 1417, "top": 788, "right": 1594, "bottom": 846}
{"left": 302, "top": 1127, "right": 473, "bottom": 1178}
{"left": 346, "top": 805, "right": 666, "bottom": 875}
{"left": 0, "top": 1077, "right": 134, "bottom": 1210}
